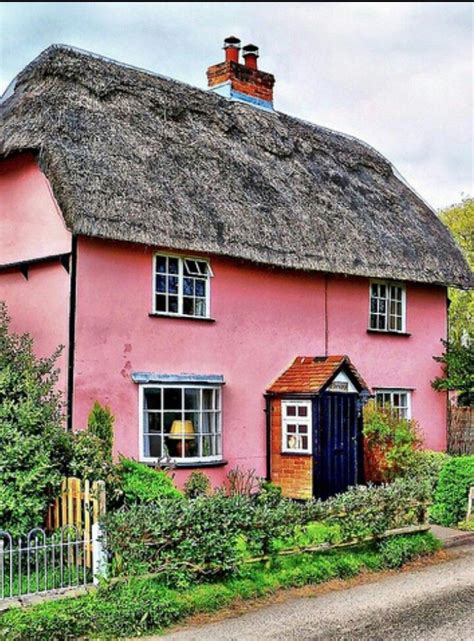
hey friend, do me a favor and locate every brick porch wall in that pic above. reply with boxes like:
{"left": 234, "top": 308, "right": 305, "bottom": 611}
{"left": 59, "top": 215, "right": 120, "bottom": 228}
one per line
{"left": 270, "top": 398, "right": 313, "bottom": 499}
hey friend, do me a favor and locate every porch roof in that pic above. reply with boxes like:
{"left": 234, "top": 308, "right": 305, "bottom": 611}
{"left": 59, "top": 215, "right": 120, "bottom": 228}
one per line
{"left": 267, "top": 355, "right": 368, "bottom": 394}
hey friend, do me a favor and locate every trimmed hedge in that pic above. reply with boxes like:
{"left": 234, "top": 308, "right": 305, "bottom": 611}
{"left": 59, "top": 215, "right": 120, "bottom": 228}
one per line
{"left": 0, "top": 533, "right": 440, "bottom": 641}
{"left": 430, "top": 455, "right": 474, "bottom": 526}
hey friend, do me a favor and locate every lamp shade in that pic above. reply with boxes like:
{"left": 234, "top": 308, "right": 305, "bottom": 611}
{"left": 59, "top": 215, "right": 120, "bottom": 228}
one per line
{"left": 168, "top": 420, "right": 195, "bottom": 440}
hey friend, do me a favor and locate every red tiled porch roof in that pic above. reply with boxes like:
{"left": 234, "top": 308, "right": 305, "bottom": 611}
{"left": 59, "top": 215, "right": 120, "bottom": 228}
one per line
{"left": 267, "top": 355, "right": 368, "bottom": 394}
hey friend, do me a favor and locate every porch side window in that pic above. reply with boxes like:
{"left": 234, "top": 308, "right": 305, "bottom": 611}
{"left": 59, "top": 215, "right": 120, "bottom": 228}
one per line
{"left": 375, "top": 389, "right": 411, "bottom": 420}
{"left": 154, "top": 254, "right": 212, "bottom": 318}
{"left": 369, "top": 281, "right": 406, "bottom": 332}
{"left": 281, "top": 400, "right": 312, "bottom": 454}
{"left": 141, "top": 385, "right": 222, "bottom": 463}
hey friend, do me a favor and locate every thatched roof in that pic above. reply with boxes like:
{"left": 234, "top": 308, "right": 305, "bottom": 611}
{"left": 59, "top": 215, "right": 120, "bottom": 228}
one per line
{"left": 1, "top": 45, "right": 471, "bottom": 288}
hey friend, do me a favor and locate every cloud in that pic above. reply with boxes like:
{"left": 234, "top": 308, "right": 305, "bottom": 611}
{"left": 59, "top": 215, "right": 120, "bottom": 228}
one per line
{"left": 1, "top": 1, "right": 472, "bottom": 208}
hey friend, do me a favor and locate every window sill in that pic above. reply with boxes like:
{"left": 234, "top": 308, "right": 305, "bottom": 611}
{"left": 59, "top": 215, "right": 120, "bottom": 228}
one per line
{"left": 367, "top": 329, "right": 411, "bottom": 337}
{"left": 280, "top": 452, "right": 313, "bottom": 457}
{"left": 149, "top": 313, "right": 216, "bottom": 323}
{"left": 141, "top": 459, "right": 227, "bottom": 469}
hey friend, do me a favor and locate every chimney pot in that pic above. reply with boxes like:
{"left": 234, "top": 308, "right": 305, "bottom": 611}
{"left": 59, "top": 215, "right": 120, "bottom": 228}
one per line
{"left": 242, "top": 44, "right": 259, "bottom": 69}
{"left": 223, "top": 36, "right": 241, "bottom": 63}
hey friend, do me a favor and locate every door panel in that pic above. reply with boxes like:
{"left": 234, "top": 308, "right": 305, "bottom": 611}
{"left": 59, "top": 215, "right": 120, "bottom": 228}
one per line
{"left": 313, "top": 393, "right": 360, "bottom": 499}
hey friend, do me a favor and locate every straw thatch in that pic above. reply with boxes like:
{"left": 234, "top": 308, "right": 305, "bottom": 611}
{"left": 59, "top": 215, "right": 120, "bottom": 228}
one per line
{"left": 1, "top": 45, "right": 471, "bottom": 288}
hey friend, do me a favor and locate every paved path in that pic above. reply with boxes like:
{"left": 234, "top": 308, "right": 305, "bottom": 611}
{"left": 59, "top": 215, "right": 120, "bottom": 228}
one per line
{"left": 159, "top": 544, "right": 474, "bottom": 641}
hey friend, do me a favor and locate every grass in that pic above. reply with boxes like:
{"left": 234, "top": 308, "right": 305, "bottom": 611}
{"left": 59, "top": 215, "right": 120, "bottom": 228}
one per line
{"left": 0, "top": 533, "right": 441, "bottom": 641}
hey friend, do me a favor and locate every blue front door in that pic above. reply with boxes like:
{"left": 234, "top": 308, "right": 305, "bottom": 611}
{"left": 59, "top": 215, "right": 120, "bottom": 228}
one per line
{"left": 313, "top": 393, "right": 362, "bottom": 499}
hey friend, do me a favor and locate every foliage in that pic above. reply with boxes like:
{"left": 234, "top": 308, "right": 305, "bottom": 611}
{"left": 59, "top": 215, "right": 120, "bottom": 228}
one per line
{"left": 363, "top": 401, "right": 423, "bottom": 482}
{"left": 429, "top": 455, "right": 474, "bottom": 526}
{"left": 439, "top": 197, "right": 474, "bottom": 345}
{"left": 86, "top": 401, "right": 114, "bottom": 460}
{"left": 224, "top": 466, "right": 263, "bottom": 496}
{"left": 377, "top": 532, "right": 441, "bottom": 568}
{"left": 406, "top": 450, "right": 450, "bottom": 493}
{"left": 432, "top": 339, "right": 474, "bottom": 406}
{"left": 183, "top": 471, "right": 211, "bottom": 498}
{"left": 103, "top": 477, "right": 430, "bottom": 584}
{"left": 0, "top": 303, "right": 69, "bottom": 537}
{"left": 114, "top": 457, "right": 182, "bottom": 506}
{"left": 0, "top": 533, "right": 439, "bottom": 641}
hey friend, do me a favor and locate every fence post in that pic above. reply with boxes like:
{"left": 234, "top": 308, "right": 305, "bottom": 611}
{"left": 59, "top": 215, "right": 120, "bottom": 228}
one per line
{"left": 92, "top": 481, "right": 107, "bottom": 585}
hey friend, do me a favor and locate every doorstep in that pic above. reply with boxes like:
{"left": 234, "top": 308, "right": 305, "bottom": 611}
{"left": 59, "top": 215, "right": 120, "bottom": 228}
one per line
{"left": 430, "top": 524, "right": 474, "bottom": 548}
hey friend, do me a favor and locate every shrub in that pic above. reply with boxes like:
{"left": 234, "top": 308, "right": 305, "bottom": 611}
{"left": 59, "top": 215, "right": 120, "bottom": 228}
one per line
{"left": 430, "top": 455, "right": 474, "bottom": 526}
{"left": 377, "top": 532, "right": 441, "bottom": 568}
{"left": 86, "top": 401, "right": 114, "bottom": 459}
{"left": 0, "top": 533, "right": 439, "bottom": 641}
{"left": 363, "top": 400, "right": 423, "bottom": 482}
{"left": 116, "top": 457, "right": 182, "bottom": 505}
{"left": 103, "top": 477, "right": 430, "bottom": 583}
{"left": 407, "top": 450, "right": 450, "bottom": 492}
{"left": 184, "top": 471, "right": 211, "bottom": 498}
{"left": 0, "top": 303, "right": 68, "bottom": 537}
{"left": 224, "top": 466, "right": 262, "bottom": 496}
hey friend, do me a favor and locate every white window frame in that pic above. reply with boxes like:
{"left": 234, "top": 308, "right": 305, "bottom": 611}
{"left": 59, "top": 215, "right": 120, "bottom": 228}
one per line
{"left": 281, "top": 400, "right": 312, "bottom": 454}
{"left": 374, "top": 389, "right": 412, "bottom": 420}
{"left": 369, "top": 280, "right": 406, "bottom": 333}
{"left": 139, "top": 384, "right": 223, "bottom": 464}
{"left": 152, "top": 253, "right": 213, "bottom": 319}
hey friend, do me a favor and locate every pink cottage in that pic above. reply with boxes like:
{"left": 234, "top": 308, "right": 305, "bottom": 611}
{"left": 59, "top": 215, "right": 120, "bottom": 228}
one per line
{"left": 1, "top": 40, "right": 471, "bottom": 498}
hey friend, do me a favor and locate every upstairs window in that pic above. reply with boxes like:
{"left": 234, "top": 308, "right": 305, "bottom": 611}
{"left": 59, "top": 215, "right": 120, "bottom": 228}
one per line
{"left": 369, "top": 281, "right": 406, "bottom": 332}
{"left": 375, "top": 389, "right": 411, "bottom": 420}
{"left": 154, "top": 255, "right": 212, "bottom": 318}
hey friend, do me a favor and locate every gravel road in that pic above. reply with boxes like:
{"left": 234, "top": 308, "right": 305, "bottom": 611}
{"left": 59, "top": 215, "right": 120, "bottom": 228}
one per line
{"left": 159, "top": 544, "right": 474, "bottom": 641}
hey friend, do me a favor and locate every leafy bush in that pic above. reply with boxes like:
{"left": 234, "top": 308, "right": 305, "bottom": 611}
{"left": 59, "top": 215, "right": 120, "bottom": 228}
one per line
{"left": 115, "top": 458, "right": 182, "bottom": 505}
{"left": 86, "top": 401, "right": 114, "bottom": 459}
{"left": 377, "top": 532, "right": 441, "bottom": 568}
{"left": 103, "top": 477, "right": 430, "bottom": 583}
{"left": 224, "top": 466, "right": 262, "bottom": 496}
{"left": 363, "top": 401, "right": 423, "bottom": 482}
{"left": 184, "top": 471, "right": 211, "bottom": 498}
{"left": 432, "top": 339, "right": 474, "bottom": 406}
{"left": 430, "top": 455, "right": 474, "bottom": 526}
{"left": 0, "top": 533, "right": 439, "bottom": 641}
{"left": 0, "top": 303, "right": 69, "bottom": 537}
{"left": 407, "top": 450, "right": 450, "bottom": 492}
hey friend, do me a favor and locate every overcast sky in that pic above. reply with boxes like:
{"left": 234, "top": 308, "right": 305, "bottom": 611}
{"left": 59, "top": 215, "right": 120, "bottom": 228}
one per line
{"left": 1, "top": 2, "right": 472, "bottom": 209}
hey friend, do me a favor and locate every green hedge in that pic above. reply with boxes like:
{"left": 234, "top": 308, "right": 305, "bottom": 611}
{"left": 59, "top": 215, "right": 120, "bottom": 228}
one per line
{"left": 429, "top": 455, "right": 474, "bottom": 526}
{"left": 0, "top": 533, "right": 440, "bottom": 641}
{"left": 103, "top": 478, "right": 430, "bottom": 583}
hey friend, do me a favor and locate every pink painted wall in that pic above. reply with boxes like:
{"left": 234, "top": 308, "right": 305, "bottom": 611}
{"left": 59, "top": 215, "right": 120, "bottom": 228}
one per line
{"left": 0, "top": 154, "right": 72, "bottom": 401}
{"left": 73, "top": 237, "right": 448, "bottom": 486}
{"left": 0, "top": 262, "right": 70, "bottom": 401}
{"left": 0, "top": 154, "right": 71, "bottom": 266}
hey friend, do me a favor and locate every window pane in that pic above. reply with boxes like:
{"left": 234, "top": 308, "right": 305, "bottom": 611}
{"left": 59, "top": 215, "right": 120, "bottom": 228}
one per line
{"left": 185, "top": 389, "right": 200, "bottom": 410}
{"left": 146, "top": 413, "right": 162, "bottom": 433}
{"left": 195, "top": 299, "right": 206, "bottom": 317}
{"left": 299, "top": 424, "right": 308, "bottom": 434}
{"left": 168, "top": 276, "right": 178, "bottom": 294}
{"left": 202, "top": 434, "right": 213, "bottom": 457}
{"left": 168, "top": 258, "right": 179, "bottom": 274}
{"left": 301, "top": 436, "right": 308, "bottom": 450}
{"left": 156, "top": 256, "right": 167, "bottom": 273}
{"left": 168, "top": 296, "right": 178, "bottom": 313}
{"left": 155, "top": 295, "right": 166, "bottom": 312}
{"left": 202, "top": 389, "right": 214, "bottom": 410}
{"left": 184, "top": 259, "right": 198, "bottom": 275}
{"left": 195, "top": 280, "right": 206, "bottom": 297}
{"left": 164, "top": 388, "right": 182, "bottom": 410}
{"left": 145, "top": 434, "right": 163, "bottom": 458}
{"left": 286, "top": 405, "right": 296, "bottom": 417}
{"left": 298, "top": 406, "right": 308, "bottom": 417}
{"left": 145, "top": 389, "right": 161, "bottom": 410}
{"left": 183, "top": 277, "right": 194, "bottom": 296}
{"left": 183, "top": 297, "right": 194, "bottom": 316}
{"left": 287, "top": 424, "right": 296, "bottom": 433}
{"left": 156, "top": 275, "right": 166, "bottom": 293}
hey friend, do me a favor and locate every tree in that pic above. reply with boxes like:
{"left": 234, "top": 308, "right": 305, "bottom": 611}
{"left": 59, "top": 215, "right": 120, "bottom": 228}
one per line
{"left": 0, "top": 302, "right": 70, "bottom": 536}
{"left": 432, "top": 339, "right": 474, "bottom": 407}
{"left": 439, "top": 197, "right": 473, "bottom": 344}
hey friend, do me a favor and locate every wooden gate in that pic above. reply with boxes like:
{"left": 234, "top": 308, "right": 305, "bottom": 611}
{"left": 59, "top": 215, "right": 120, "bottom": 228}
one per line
{"left": 46, "top": 478, "right": 106, "bottom": 568}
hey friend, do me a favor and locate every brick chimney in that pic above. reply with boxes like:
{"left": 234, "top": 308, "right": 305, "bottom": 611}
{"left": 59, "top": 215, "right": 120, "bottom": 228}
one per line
{"left": 207, "top": 37, "right": 275, "bottom": 110}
